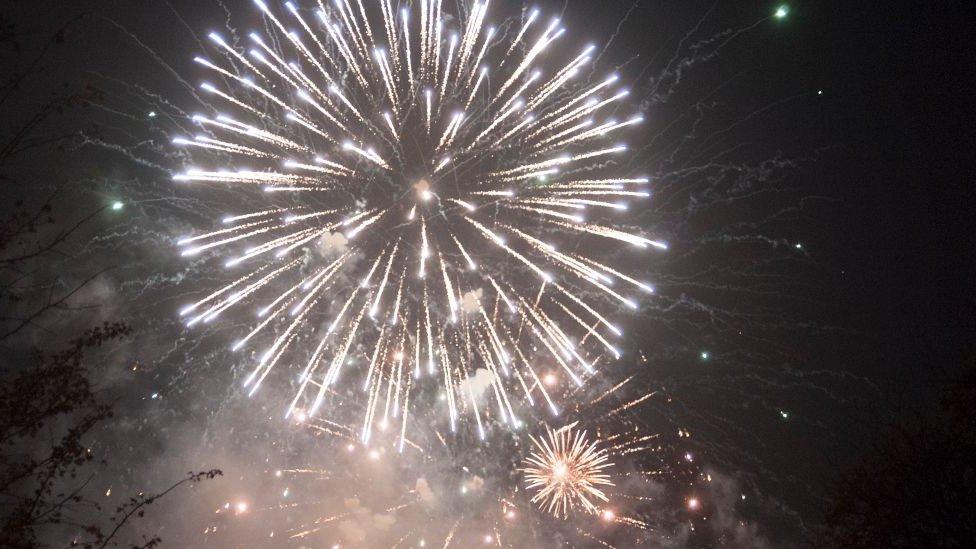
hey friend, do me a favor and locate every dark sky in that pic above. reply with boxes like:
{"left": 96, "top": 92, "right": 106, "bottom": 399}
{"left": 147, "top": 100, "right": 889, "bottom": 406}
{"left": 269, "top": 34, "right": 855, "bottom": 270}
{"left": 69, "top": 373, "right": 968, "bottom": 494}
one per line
{"left": 2, "top": 0, "right": 974, "bottom": 547}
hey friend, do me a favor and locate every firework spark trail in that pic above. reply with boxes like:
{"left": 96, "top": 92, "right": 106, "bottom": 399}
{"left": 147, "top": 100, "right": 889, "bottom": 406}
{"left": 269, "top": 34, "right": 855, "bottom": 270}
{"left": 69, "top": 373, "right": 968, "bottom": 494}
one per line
{"left": 173, "top": 0, "right": 665, "bottom": 443}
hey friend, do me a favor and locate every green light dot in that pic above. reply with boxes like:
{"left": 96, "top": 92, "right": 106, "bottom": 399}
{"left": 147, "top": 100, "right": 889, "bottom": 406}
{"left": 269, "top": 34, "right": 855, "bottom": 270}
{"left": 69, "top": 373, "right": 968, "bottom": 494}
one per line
{"left": 700, "top": 351, "right": 709, "bottom": 360}
{"left": 111, "top": 201, "right": 123, "bottom": 211}
{"left": 775, "top": 6, "right": 789, "bottom": 18}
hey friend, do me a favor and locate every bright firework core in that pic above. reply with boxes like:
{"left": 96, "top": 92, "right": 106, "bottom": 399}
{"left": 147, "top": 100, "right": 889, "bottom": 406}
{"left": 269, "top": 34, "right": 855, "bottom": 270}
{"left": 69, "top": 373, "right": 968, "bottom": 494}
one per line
{"left": 413, "top": 178, "right": 433, "bottom": 201}
{"left": 174, "top": 0, "right": 664, "bottom": 447}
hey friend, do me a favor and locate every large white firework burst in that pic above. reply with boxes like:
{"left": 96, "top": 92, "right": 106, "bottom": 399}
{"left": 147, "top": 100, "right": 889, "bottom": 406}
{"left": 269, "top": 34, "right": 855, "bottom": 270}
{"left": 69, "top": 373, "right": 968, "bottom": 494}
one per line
{"left": 173, "top": 0, "right": 664, "bottom": 447}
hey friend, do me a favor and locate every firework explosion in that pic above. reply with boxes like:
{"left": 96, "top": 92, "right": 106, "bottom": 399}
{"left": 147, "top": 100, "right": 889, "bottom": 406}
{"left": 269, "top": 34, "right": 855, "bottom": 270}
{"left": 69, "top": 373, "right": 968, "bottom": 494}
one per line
{"left": 173, "top": 0, "right": 662, "bottom": 444}
{"left": 523, "top": 424, "right": 613, "bottom": 519}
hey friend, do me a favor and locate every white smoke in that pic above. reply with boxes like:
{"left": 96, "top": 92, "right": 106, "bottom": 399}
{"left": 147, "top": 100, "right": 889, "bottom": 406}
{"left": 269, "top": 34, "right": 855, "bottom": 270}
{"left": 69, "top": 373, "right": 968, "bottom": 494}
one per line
{"left": 460, "top": 288, "right": 483, "bottom": 314}
{"left": 337, "top": 497, "right": 398, "bottom": 544}
{"left": 415, "top": 477, "right": 437, "bottom": 508}
{"left": 317, "top": 230, "right": 348, "bottom": 257}
{"left": 458, "top": 368, "right": 493, "bottom": 402}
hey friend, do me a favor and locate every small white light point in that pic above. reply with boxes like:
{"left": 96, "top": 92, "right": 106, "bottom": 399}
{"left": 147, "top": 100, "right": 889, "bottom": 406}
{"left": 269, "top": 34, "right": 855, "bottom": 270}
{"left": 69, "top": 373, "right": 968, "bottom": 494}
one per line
{"left": 700, "top": 351, "right": 709, "bottom": 360}
{"left": 775, "top": 5, "right": 789, "bottom": 18}
{"left": 111, "top": 201, "right": 124, "bottom": 211}
{"left": 414, "top": 178, "right": 433, "bottom": 202}
{"left": 687, "top": 497, "right": 700, "bottom": 511}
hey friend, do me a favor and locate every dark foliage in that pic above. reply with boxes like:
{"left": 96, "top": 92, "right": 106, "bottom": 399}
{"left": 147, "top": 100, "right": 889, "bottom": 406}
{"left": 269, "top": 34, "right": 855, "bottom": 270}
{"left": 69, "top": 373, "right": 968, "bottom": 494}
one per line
{"left": 815, "top": 364, "right": 976, "bottom": 548}
{"left": 1, "top": 13, "right": 220, "bottom": 547}
{"left": 0, "top": 321, "right": 223, "bottom": 548}
{"left": 1, "top": 11, "right": 107, "bottom": 344}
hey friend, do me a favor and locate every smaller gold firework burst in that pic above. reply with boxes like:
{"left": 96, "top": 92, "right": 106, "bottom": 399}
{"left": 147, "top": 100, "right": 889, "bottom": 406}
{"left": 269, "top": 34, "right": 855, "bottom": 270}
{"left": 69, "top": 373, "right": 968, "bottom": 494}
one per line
{"left": 522, "top": 423, "right": 614, "bottom": 518}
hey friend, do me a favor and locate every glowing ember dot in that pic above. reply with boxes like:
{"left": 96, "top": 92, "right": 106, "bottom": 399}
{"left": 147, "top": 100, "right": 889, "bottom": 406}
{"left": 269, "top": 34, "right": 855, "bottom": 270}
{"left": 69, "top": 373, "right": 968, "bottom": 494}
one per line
{"left": 483, "top": 534, "right": 493, "bottom": 544}
{"left": 687, "top": 498, "right": 700, "bottom": 511}
{"left": 235, "top": 502, "right": 248, "bottom": 513}
{"left": 505, "top": 510, "right": 516, "bottom": 519}
{"left": 274, "top": 470, "right": 282, "bottom": 477}
{"left": 414, "top": 178, "right": 432, "bottom": 200}
{"left": 369, "top": 449, "right": 380, "bottom": 460}
{"left": 602, "top": 509, "right": 615, "bottom": 521}
{"left": 544, "top": 373, "right": 558, "bottom": 386}
{"left": 294, "top": 410, "right": 307, "bottom": 423}
{"left": 775, "top": 5, "right": 789, "bottom": 18}
{"left": 347, "top": 444, "right": 355, "bottom": 452}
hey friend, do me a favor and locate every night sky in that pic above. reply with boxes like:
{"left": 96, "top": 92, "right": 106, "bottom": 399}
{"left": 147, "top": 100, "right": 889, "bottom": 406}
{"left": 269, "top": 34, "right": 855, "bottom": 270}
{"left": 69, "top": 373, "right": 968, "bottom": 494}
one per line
{"left": 1, "top": 1, "right": 973, "bottom": 547}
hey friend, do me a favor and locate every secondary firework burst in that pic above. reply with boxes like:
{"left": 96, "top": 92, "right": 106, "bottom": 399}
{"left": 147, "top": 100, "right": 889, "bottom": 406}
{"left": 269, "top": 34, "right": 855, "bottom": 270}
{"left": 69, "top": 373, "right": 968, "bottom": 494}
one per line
{"left": 173, "top": 0, "right": 664, "bottom": 444}
{"left": 523, "top": 424, "right": 613, "bottom": 519}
